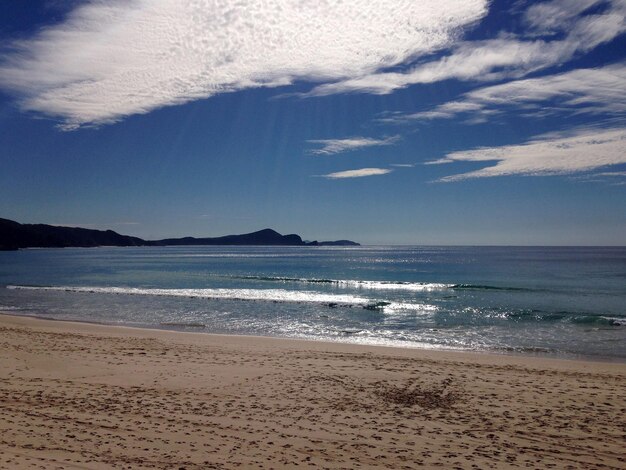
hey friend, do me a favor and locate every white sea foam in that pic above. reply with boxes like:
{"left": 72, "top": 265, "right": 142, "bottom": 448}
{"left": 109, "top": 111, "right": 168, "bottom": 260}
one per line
{"left": 336, "top": 280, "right": 451, "bottom": 291}
{"left": 6, "top": 285, "right": 435, "bottom": 313}
{"left": 7, "top": 285, "right": 370, "bottom": 305}
{"left": 235, "top": 276, "right": 452, "bottom": 291}
{"left": 383, "top": 302, "right": 438, "bottom": 312}
{"left": 0, "top": 305, "right": 23, "bottom": 311}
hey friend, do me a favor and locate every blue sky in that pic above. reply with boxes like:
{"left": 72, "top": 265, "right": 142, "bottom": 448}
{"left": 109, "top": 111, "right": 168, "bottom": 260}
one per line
{"left": 0, "top": 0, "right": 624, "bottom": 245}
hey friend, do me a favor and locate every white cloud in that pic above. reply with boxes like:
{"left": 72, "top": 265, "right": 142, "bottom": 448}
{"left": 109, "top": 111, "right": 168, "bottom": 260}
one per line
{"left": 595, "top": 171, "right": 626, "bottom": 176}
{"left": 0, "top": 0, "right": 487, "bottom": 129}
{"left": 396, "top": 62, "right": 626, "bottom": 122}
{"left": 571, "top": 169, "right": 626, "bottom": 184}
{"left": 308, "top": 135, "right": 399, "bottom": 155}
{"left": 523, "top": 0, "right": 609, "bottom": 34}
{"left": 430, "top": 127, "right": 626, "bottom": 181}
{"left": 305, "top": 0, "right": 626, "bottom": 97}
{"left": 321, "top": 168, "right": 393, "bottom": 179}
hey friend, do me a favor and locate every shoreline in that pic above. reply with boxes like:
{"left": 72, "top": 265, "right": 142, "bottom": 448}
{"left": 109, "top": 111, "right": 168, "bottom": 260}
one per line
{"left": 1, "top": 312, "right": 625, "bottom": 469}
{"left": 3, "top": 310, "right": 625, "bottom": 365}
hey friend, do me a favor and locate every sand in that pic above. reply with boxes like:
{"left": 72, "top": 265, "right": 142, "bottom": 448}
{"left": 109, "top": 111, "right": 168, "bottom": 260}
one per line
{"left": 0, "top": 313, "right": 624, "bottom": 469}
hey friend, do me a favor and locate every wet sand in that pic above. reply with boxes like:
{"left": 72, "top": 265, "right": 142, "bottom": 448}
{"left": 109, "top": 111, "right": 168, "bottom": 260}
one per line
{"left": 0, "top": 313, "right": 624, "bottom": 469}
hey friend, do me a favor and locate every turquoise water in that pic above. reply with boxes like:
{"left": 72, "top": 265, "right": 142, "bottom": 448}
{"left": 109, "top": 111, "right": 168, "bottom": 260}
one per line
{"left": 0, "top": 246, "right": 624, "bottom": 360}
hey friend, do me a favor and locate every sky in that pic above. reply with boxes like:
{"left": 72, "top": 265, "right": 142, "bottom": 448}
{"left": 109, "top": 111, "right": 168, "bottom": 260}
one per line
{"left": 0, "top": 0, "right": 625, "bottom": 245}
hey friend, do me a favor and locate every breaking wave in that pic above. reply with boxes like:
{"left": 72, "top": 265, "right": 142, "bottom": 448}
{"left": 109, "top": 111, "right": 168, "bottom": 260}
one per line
{"left": 6, "top": 285, "right": 436, "bottom": 313}
{"left": 450, "top": 284, "right": 534, "bottom": 292}
{"left": 504, "top": 310, "right": 625, "bottom": 326}
{"left": 232, "top": 275, "right": 452, "bottom": 291}
{"left": 232, "top": 276, "right": 536, "bottom": 292}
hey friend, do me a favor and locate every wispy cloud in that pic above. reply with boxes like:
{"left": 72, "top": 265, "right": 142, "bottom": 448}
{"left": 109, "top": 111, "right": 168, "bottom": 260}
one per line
{"left": 304, "top": 0, "right": 626, "bottom": 97}
{"left": 570, "top": 169, "right": 626, "bottom": 185}
{"left": 321, "top": 168, "right": 393, "bottom": 179}
{"left": 594, "top": 171, "right": 626, "bottom": 177}
{"left": 430, "top": 127, "right": 626, "bottom": 181}
{"left": 0, "top": 0, "right": 487, "bottom": 129}
{"left": 389, "top": 62, "right": 626, "bottom": 123}
{"left": 307, "top": 135, "right": 400, "bottom": 155}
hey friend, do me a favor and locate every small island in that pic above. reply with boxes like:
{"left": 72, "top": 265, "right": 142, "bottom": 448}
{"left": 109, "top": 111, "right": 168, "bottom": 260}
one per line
{"left": 0, "top": 218, "right": 359, "bottom": 250}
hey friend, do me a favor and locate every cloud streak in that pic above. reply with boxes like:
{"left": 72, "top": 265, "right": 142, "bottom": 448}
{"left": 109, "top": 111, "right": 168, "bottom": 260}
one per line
{"left": 391, "top": 62, "right": 626, "bottom": 123}
{"left": 321, "top": 168, "right": 393, "bottom": 179}
{"left": 0, "top": 0, "right": 487, "bottom": 129}
{"left": 304, "top": 0, "right": 626, "bottom": 97}
{"left": 430, "top": 127, "right": 626, "bottom": 181}
{"left": 307, "top": 136, "right": 400, "bottom": 155}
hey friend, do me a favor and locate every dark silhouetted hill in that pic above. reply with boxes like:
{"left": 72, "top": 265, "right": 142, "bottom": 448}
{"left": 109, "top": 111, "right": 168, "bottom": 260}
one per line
{"left": 308, "top": 239, "right": 360, "bottom": 246}
{"left": 0, "top": 218, "right": 359, "bottom": 250}
{"left": 0, "top": 218, "right": 145, "bottom": 250}
{"left": 156, "top": 228, "right": 305, "bottom": 246}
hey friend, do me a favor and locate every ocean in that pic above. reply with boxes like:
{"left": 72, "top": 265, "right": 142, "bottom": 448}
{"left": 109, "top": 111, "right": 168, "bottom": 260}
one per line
{"left": 0, "top": 245, "right": 624, "bottom": 360}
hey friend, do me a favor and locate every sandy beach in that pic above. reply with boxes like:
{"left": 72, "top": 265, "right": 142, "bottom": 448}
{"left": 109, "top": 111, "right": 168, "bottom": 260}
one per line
{"left": 0, "top": 313, "right": 624, "bottom": 469}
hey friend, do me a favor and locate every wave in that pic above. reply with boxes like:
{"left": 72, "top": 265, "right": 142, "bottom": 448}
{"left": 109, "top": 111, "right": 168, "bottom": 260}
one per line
{"left": 232, "top": 275, "right": 452, "bottom": 291}
{"left": 451, "top": 284, "right": 534, "bottom": 292}
{"left": 160, "top": 322, "right": 206, "bottom": 328}
{"left": 6, "top": 285, "right": 436, "bottom": 313}
{"left": 8, "top": 285, "right": 371, "bottom": 305}
{"left": 0, "top": 305, "right": 24, "bottom": 311}
{"left": 493, "top": 345, "right": 557, "bottom": 354}
{"left": 505, "top": 309, "right": 625, "bottom": 326}
{"left": 232, "top": 275, "right": 538, "bottom": 293}
{"left": 570, "top": 315, "right": 626, "bottom": 326}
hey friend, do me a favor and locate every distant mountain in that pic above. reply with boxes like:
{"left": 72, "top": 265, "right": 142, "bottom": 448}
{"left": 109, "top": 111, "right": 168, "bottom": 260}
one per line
{"left": 0, "top": 218, "right": 145, "bottom": 250}
{"left": 308, "top": 239, "right": 360, "bottom": 247}
{"left": 156, "top": 228, "right": 305, "bottom": 246}
{"left": 0, "top": 218, "right": 359, "bottom": 250}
